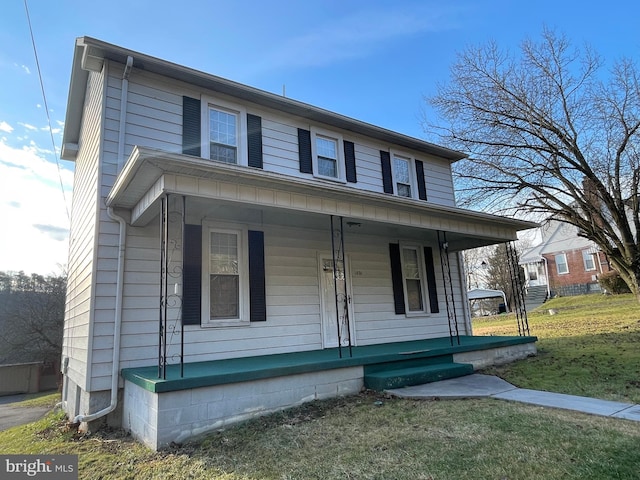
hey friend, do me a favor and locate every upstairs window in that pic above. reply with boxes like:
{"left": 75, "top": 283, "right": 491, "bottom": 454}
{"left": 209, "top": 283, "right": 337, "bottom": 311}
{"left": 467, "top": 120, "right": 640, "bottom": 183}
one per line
{"left": 209, "top": 108, "right": 237, "bottom": 164}
{"left": 201, "top": 97, "right": 248, "bottom": 166}
{"left": 316, "top": 136, "right": 338, "bottom": 178}
{"left": 393, "top": 155, "right": 413, "bottom": 198}
{"left": 555, "top": 253, "right": 569, "bottom": 275}
{"left": 310, "top": 127, "right": 345, "bottom": 182}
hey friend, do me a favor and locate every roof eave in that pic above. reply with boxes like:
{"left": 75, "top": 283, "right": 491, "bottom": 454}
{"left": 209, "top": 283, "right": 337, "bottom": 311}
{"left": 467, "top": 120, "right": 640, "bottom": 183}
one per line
{"left": 63, "top": 36, "right": 467, "bottom": 162}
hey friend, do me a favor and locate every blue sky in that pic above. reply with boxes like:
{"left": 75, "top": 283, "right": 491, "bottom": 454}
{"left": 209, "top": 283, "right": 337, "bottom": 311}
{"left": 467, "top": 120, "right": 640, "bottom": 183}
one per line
{"left": 1, "top": 0, "right": 639, "bottom": 274}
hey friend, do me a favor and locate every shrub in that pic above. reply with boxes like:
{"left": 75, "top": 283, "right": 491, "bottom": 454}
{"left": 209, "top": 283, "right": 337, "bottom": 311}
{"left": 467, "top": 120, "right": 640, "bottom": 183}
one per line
{"left": 598, "top": 271, "right": 631, "bottom": 294}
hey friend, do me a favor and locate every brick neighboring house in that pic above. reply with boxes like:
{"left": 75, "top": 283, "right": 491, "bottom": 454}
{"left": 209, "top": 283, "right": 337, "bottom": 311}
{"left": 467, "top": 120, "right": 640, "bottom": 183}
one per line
{"left": 520, "top": 220, "right": 611, "bottom": 298}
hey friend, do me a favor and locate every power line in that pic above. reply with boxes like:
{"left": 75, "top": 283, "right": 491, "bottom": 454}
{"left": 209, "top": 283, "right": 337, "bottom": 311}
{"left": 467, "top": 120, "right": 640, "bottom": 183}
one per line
{"left": 23, "top": 0, "right": 71, "bottom": 223}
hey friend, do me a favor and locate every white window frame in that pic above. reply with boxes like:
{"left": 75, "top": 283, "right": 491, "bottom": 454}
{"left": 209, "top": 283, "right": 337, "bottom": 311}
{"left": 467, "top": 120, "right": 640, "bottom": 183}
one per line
{"left": 582, "top": 250, "right": 596, "bottom": 271}
{"left": 201, "top": 96, "right": 248, "bottom": 166}
{"left": 201, "top": 223, "right": 250, "bottom": 327}
{"left": 400, "top": 244, "right": 429, "bottom": 315}
{"left": 390, "top": 151, "right": 417, "bottom": 199}
{"left": 527, "top": 264, "right": 538, "bottom": 281}
{"left": 555, "top": 253, "right": 569, "bottom": 275}
{"left": 310, "top": 126, "right": 346, "bottom": 182}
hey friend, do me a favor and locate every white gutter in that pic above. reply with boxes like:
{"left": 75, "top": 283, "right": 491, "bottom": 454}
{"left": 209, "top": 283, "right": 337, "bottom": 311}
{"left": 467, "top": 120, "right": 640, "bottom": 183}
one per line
{"left": 73, "top": 56, "right": 132, "bottom": 425}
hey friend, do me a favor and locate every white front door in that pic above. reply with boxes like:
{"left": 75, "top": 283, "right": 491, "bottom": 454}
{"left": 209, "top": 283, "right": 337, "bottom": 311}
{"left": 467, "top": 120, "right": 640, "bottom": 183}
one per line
{"left": 319, "top": 254, "right": 355, "bottom": 348}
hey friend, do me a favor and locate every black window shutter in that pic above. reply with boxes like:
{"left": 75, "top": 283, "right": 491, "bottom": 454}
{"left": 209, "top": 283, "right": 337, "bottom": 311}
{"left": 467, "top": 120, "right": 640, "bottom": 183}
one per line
{"left": 389, "top": 243, "right": 406, "bottom": 314}
{"left": 380, "top": 151, "right": 393, "bottom": 194}
{"left": 344, "top": 140, "right": 357, "bottom": 183}
{"left": 182, "top": 96, "right": 201, "bottom": 157}
{"left": 298, "top": 128, "right": 313, "bottom": 174}
{"left": 183, "top": 224, "right": 202, "bottom": 325}
{"left": 247, "top": 114, "right": 263, "bottom": 169}
{"left": 248, "top": 230, "right": 267, "bottom": 322}
{"left": 415, "top": 160, "right": 427, "bottom": 201}
{"left": 423, "top": 247, "right": 439, "bottom": 313}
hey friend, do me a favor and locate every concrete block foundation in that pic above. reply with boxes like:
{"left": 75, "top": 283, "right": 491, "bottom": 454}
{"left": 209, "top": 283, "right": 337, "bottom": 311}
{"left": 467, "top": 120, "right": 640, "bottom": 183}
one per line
{"left": 123, "top": 366, "right": 363, "bottom": 450}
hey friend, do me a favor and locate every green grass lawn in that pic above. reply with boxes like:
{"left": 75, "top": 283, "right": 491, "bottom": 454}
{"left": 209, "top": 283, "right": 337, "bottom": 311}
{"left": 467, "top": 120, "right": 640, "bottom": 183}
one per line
{"left": 474, "top": 293, "right": 640, "bottom": 403}
{"left": 1, "top": 293, "right": 639, "bottom": 479}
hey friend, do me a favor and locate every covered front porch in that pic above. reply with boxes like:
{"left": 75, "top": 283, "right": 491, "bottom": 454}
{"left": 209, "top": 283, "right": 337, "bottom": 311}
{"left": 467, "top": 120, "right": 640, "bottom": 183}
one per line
{"left": 121, "top": 334, "right": 536, "bottom": 449}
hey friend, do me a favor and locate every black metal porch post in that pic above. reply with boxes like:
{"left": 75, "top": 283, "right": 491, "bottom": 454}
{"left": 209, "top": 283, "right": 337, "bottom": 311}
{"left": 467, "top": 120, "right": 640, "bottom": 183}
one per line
{"left": 505, "top": 241, "right": 530, "bottom": 336}
{"left": 438, "top": 231, "right": 461, "bottom": 346}
{"left": 330, "top": 215, "right": 353, "bottom": 358}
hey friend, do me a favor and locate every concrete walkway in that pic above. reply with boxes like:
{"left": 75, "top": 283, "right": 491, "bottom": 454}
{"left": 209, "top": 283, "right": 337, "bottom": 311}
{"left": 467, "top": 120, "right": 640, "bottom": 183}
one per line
{"left": 386, "top": 374, "right": 640, "bottom": 422}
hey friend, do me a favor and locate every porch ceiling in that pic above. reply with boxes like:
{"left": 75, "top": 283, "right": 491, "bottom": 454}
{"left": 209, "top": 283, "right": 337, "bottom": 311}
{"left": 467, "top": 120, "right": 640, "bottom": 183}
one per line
{"left": 107, "top": 147, "right": 537, "bottom": 251}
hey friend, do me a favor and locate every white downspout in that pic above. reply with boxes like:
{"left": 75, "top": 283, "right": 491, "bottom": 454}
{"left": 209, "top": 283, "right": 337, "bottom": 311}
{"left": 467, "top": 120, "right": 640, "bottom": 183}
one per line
{"left": 73, "top": 55, "right": 132, "bottom": 425}
{"left": 541, "top": 256, "right": 551, "bottom": 299}
{"left": 74, "top": 207, "right": 126, "bottom": 424}
{"left": 117, "top": 56, "right": 133, "bottom": 172}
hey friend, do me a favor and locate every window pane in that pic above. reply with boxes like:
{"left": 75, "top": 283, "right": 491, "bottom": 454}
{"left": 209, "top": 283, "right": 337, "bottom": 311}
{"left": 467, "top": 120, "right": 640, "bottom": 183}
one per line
{"left": 316, "top": 137, "right": 337, "bottom": 159}
{"left": 403, "top": 247, "right": 424, "bottom": 311}
{"left": 397, "top": 183, "right": 412, "bottom": 197}
{"left": 402, "top": 248, "right": 420, "bottom": 278}
{"left": 209, "top": 231, "right": 240, "bottom": 320}
{"left": 210, "top": 275, "right": 239, "bottom": 318}
{"left": 210, "top": 143, "right": 237, "bottom": 163}
{"left": 406, "top": 279, "right": 424, "bottom": 311}
{"left": 318, "top": 157, "right": 337, "bottom": 177}
{"left": 393, "top": 157, "right": 410, "bottom": 183}
{"left": 210, "top": 232, "right": 238, "bottom": 274}
{"left": 209, "top": 109, "right": 237, "bottom": 146}
{"left": 555, "top": 254, "right": 568, "bottom": 274}
{"left": 583, "top": 251, "right": 595, "bottom": 270}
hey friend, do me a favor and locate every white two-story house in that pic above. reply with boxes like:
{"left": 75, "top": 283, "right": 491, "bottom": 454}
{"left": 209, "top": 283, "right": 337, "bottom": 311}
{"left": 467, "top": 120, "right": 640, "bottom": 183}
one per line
{"left": 60, "top": 37, "right": 537, "bottom": 449}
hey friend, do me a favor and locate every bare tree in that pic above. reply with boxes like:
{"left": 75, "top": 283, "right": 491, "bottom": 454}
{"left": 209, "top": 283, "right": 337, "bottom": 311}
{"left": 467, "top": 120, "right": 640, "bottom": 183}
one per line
{"left": 427, "top": 29, "right": 640, "bottom": 301}
{"left": 462, "top": 246, "right": 491, "bottom": 289}
{"left": 0, "top": 271, "right": 66, "bottom": 365}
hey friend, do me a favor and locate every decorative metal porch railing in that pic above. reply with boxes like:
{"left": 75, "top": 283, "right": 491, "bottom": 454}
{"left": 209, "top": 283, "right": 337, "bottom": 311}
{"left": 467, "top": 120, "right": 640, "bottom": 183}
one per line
{"left": 158, "top": 194, "right": 186, "bottom": 379}
{"left": 330, "top": 215, "right": 353, "bottom": 358}
{"left": 437, "top": 231, "right": 460, "bottom": 346}
{"left": 505, "top": 241, "right": 530, "bottom": 336}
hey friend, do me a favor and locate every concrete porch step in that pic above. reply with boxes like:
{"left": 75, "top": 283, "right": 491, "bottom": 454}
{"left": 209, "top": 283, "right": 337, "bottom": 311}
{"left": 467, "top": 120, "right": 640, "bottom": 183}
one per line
{"left": 364, "top": 362, "right": 474, "bottom": 391}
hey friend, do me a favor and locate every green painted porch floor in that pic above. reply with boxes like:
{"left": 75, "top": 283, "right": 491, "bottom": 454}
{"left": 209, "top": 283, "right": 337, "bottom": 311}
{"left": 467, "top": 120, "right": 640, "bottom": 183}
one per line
{"left": 121, "top": 335, "right": 537, "bottom": 393}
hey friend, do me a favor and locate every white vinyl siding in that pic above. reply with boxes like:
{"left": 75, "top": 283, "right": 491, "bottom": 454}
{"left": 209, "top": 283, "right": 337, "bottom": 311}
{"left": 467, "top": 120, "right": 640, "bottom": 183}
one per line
{"left": 63, "top": 69, "right": 104, "bottom": 389}
{"left": 104, "top": 66, "right": 457, "bottom": 206}
{"left": 104, "top": 68, "right": 182, "bottom": 160}
{"left": 112, "top": 222, "right": 465, "bottom": 371}
{"left": 424, "top": 157, "right": 456, "bottom": 206}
